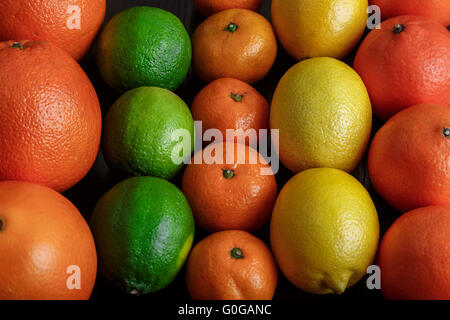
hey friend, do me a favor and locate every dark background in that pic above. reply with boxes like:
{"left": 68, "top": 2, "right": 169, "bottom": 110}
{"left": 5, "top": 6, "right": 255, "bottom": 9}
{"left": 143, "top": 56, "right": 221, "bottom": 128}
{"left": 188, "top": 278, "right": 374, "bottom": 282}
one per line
{"left": 67, "top": 0, "right": 400, "bottom": 301}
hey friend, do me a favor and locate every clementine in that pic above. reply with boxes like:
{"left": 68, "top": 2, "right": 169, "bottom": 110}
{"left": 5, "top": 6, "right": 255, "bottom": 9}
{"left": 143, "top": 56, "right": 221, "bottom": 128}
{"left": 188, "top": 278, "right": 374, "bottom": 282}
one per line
{"left": 0, "top": 0, "right": 106, "bottom": 60}
{"left": 182, "top": 141, "right": 277, "bottom": 232}
{"left": 194, "top": 0, "right": 263, "bottom": 16}
{"left": 0, "top": 181, "right": 97, "bottom": 300}
{"left": 186, "top": 230, "right": 278, "bottom": 300}
{"left": 192, "top": 9, "right": 277, "bottom": 84}
{"left": 354, "top": 16, "right": 450, "bottom": 120}
{"left": 0, "top": 40, "right": 102, "bottom": 192}
{"left": 378, "top": 205, "right": 450, "bottom": 300}
{"left": 368, "top": 104, "right": 450, "bottom": 212}
{"left": 370, "top": 0, "right": 450, "bottom": 26}
{"left": 191, "top": 78, "right": 269, "bottom": 145}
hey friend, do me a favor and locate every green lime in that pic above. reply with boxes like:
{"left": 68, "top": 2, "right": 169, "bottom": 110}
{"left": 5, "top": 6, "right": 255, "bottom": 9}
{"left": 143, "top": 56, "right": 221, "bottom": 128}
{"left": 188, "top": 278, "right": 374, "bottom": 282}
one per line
{"left": 102, "top": 86, "right": 194, "bottom": 180}
{"left": 90, "top": 176, "right": 195, "bottom": 295}
{"left": 97, "top": 6, "right": 192, "bottom": 92}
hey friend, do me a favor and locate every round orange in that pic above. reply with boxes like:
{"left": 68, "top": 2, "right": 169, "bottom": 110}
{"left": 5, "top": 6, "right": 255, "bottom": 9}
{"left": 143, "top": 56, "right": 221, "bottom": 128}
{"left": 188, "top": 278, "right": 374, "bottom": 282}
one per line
{"left": 186, "top": 230, "right": 278, "bottom": 300}
{"left": 370, "top": 0, "right": 450, "bottom": 26}
{"left": 354, "top": 15, "right": 450, "bottom": 120}
{"left": 0, "top": 0, "right": 105, "bottom": 60}
{"left": 0, "top": 181, "right": 97, "bottom": 300}
{"left": 191, "top": 78, "right": 269, "bottom": 145}
{"left": 182, "top": 141, "right": 277, "bottom": 232}
{"left": 368, "top": 104, "right": 450, "bottom": 212}
{"left": 192, "top": 9, "right": 277, "bottom": 84}
{"left": 194, "top": 0, "right": 263, "bottom": 16}
{"left": 0, "top": 40, "right": 102, "bottom": 192}
{"left": 378, "top": 205, "right": 450, "bottom": 300}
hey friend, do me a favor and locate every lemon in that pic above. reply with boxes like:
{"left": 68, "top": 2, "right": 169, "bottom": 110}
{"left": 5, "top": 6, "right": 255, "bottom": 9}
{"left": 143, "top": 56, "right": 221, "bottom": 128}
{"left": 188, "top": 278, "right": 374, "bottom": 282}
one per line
{"left": 271, "top": 0, "right": 368, "bottom": 60}
{"left": 270, "top": 57, "right": 372, "bottom": 174}
{"left": 270, "top": 168, "right": 379, "bottom": 295}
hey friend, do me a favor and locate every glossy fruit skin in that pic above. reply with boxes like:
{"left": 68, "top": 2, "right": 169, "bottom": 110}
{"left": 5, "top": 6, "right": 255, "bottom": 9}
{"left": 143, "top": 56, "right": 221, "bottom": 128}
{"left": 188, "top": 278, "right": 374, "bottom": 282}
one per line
{"left": 191, "top": 78, "right": 269, "bottom": 145}
{"left": 354, "top": 15, "right": 450, "bottom": 120}
{"left": 194, "top": 0, "right": 263, "bottom": 16}
{"left": 378, "top": 206, "right": 450, "bottom": 300}
{"left": 0, "top": 40, "right": 102, "bottom": 192}
{"left": 271, "top": 0, "right": 367, "bottom": 60}
{"left": 271, "top": 168, "right": 380, "bottom": 295}
{"left": 192, "top": 9, "right": 277, "bottom": 84}
{"left": 90, "top": 176, "right": 195, "bottom": 295}
{"left": 370, "top": 0, "right": 450, "bottom": 26}
{"left": 0, "top": 181, "right": 97, "bottom": 300}
{"left": 0, "top": 0, "right": 105, "bottom": 60}
{"left": 368, "top": 104, "right": 450, "bottom": 212}
{"left": 270, "top": 57, "right": 372, "bottom": 174}
{"left": 102, "top": 86, "right": 194, "bottom": 180}
{"left": 182, "top": 141, "right": 277, "bottom": 233}
{"left": 97, "top": 6, "right": 192, "bottom": 92}
{"left": 186, "top": 230, "right": 278, "bottom": 300}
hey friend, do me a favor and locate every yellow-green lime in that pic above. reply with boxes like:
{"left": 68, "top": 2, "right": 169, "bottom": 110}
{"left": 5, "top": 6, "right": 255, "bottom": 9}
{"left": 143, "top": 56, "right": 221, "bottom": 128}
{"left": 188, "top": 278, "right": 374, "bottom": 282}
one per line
{"left": 102, "top": 86, "right": 194, "bottom": 180}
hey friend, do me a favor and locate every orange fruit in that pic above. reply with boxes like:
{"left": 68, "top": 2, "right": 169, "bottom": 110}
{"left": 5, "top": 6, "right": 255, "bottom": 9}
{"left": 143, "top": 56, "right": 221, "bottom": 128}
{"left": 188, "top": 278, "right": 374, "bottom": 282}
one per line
{"left": 0, "top": 181, "right": 97, "bottom": 300}
{"left": 0, "top": 40, "right": 102, "bottom": 192}
{"left": 191, "top": 78, "right": 269, "bottom": 145}
{"left": 378, "top": 206, "right": 450, "bottom": 300}
{"left": 182, "top": 141, "right": 277, "bottom": 232}
{"left": 368, "top": 104, "right": 450, "bottom": 212}
{"left": 192, "top": 9, "right": 277, "bottom": 84}
{"left": 194, "top": 0, "right": 263, "bottom": 16}
{"left": 370, "top": 0, "right": 450, "bottom": 26}
{"left": 354, "top": 15, "right": 450, "bottom": 120}
{"left": 0, "top": 0, "right": 106, "bottom": 60}
{"left": 186, "top": 230, "right": 278, "bottom": 300}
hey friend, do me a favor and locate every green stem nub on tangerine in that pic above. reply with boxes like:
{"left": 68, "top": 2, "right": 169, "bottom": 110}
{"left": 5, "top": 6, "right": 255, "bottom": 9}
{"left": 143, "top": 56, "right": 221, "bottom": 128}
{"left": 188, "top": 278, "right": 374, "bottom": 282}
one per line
{"left": 230, "top": 92, "right": 243, "bottom": 102}
{"left": 447, "top": 25, "right": 450, "bottom": 31}
{"left": 0, "top": 218, "right": 4, "bottom": 232}
{"left": 393, "top": 24, "right": 405, "bottom": 34}
{"left": 230, "top": 248, "right": 244, "bottom": 259}
{"left": 222, "top": 169, "right": 235, "bottom": 179}
{"left": 443, "top": 128, "right": 450, "bottom": 138}
{"left": 225, "top": 22, "right": 239, "bottom": 33}
{"left": 11, "top": 42, "right": 23, "bottom": 50}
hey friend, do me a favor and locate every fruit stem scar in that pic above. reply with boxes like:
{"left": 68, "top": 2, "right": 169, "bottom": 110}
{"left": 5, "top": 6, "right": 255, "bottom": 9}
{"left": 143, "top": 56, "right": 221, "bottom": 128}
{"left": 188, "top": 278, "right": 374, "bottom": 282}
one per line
{"left": 443, "top": 128, "right": 450, "bottom": 138}
{"left": 230, "top": 92, "right": 243, "bottom": 102}
{"left": 447, "top": 25, "right": 450, "bottom": 31}
{"left": 224, "top": 22, "right": 238, "bottom": 33}
{"left": 222, "top": 169, "right": 235, "bottom": 179}
{"left": 230, "top": 248, "right": 244, "bottom": 259}
{"left": 0, "top": 218, "right": 4, "bottom": 232}
{"left": 393, "top": 24, "right": 405, "bottom": 34}
{"left": 11, "top": 42, "right": 23, "bottom": 50}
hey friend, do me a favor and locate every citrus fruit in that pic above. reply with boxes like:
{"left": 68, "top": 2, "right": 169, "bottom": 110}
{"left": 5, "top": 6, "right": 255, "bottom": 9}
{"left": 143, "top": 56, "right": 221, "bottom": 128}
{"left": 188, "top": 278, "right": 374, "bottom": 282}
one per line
{"left": 90, "top": 176, "right": 195, "bottom": 295}
{"left": 368, "top": 104, "right": 450, "bottom": 212}
{"left": 194, "top": 0, "right": 263, "bottom": 16}
{"left": 186, "top": 230, "right": 278, "bottom": 300}
{"left": 192, "top": 8, "right": 277, "bottom": 84}
{"left": 97, "top": 6, "right": 191, "bottom": 92}
{"left": 0, "top": 0, "right": 105, "bottom": 60}
{"left": 0, "top": 181, "right": 97, "bottom": 300}
{"left": 270, "top": 168, "right": 380, "bottom": 295}
{"left": 182, "top": 141, "right": 277, "bottom": 232}
{"left": 378, "top": 206, "right": 450, "bottom": 300}
{"left": 102, "top": 86, "right": 194, "bottom": 180}
{"left": 354, "top": 15, "right": 450, "bottom": 120}
{"left": 370, "top": 0, "right": 450, "bottom": 26}
{"left": 271, "top": 0, "right": 368, "bottom": 60}
{"left": 270, "top": 57, "right": 372, "bottom": 174}
{"left": 191, "top": 78, "right": 269, "bottom": 145}
{"left": 0, "top": 40, "right": 102, "bottom": 192}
